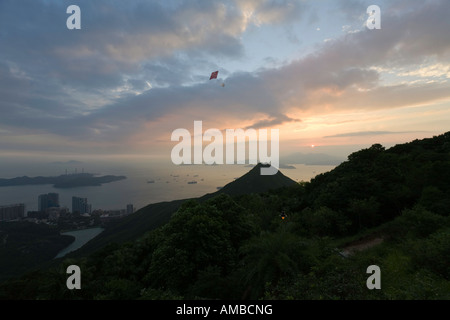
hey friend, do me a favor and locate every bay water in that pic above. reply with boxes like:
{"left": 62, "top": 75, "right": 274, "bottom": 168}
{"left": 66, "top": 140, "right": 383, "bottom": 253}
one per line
{"left": 0, "top": 157, "right": 335, "bottom": 213}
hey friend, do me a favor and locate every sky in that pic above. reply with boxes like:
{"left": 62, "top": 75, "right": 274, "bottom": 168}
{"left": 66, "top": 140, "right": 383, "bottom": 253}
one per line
{"left": 1, "top": 0, "right": 450, "bottom": 165}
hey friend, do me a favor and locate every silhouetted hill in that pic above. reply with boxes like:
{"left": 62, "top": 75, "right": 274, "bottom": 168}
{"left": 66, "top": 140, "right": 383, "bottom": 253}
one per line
{"left": 212, "top": 163, "right": 297, "bottom": 197}
{"left": 281, "top": 152, "right": 344, "bottom": 165}
{"left": 69, "top": 164, "right": 297, "bottom": 257}
{"left": 304, "top": 132, "right": 450, "bottom": 225}
{"left": 3, "top": 133, "right": 450, "bottom": 299}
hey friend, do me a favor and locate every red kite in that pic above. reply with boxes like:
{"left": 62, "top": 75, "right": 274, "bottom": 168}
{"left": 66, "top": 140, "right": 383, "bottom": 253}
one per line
{"left": 210, "top": 71, "right": 219, "bottom": 80}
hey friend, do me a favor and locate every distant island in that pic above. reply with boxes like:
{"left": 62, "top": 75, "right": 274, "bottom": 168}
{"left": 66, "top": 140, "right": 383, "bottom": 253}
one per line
{"left": 0, "top": 173, "right": 126, "bottom": 188}
{"left": 49, "top": 160, "right": 84, "bottom": 166}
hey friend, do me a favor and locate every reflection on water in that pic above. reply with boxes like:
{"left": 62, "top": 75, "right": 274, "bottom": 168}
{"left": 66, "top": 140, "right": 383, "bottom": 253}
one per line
{"left": 0, "top": 159, "right": 336, "bottom": 213}
{"left": 55, "top": 227, "right": 104, "bottom": 259}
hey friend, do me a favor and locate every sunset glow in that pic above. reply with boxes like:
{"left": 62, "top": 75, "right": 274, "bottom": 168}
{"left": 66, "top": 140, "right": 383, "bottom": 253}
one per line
{"left": 0, "top": 0, "right": 449, "bottom": 162}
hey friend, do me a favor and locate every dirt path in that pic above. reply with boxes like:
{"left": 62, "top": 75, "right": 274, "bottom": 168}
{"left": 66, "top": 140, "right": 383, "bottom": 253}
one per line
{"left": 339, "top": 237, "right": 384, "bottom": 258}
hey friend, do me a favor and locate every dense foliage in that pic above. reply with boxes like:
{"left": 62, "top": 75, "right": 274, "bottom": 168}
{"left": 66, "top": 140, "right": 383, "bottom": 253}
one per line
{"left": 1, "top": 132, "right": 449, "bottom": 300}
{"left": 0, "top": 222, "right": 74, "bottom": 283}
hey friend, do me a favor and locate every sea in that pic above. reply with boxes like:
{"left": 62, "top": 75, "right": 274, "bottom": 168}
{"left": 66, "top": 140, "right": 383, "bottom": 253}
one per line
{"left": 54, "top": 227, "right": 104, "bottom": 259}
{"left": 0, "top": 157, "right": 335, "bottom": 213}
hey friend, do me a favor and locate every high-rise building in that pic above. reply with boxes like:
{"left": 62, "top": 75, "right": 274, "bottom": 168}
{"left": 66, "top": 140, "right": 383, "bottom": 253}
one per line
{"left": 0, "top": 204, "right": 25, "bottom": 221}
{"left": 127, "top": 204, "right": 134, "bottom": 214}
{"left": 38, "top": 193, "right": 60, "bottom": 212}
{"left": 72, "top": 196, "right": 91, "bottom": 214}
{"left": 47, "top": 193, "right": 59, "bottom": 208}
{"left": 38, "top": 194, "right": 48, "bottom": 212}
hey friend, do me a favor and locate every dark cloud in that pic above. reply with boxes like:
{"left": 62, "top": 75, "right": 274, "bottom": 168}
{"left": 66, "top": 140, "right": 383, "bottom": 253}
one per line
{"left": 0, "top": 61, "right": 86, "bottom": 132}
{"left": 0, "top": 0, "right": 246, "bottom": 91}
{"left": 1, "top": 0, "right": 449, "bottom": 154}
{"left": 245, "top": 114, "right": 301, "bottom": 130}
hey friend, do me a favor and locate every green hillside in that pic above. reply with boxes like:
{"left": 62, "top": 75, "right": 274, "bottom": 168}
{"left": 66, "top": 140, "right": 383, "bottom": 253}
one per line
{"left": 1, "top": 132, "right": 450, "bottom": 300}
{"left": 0, "top": 222, "right": 74, "bottom": 283}
{"left": 68, "top": 199, "right": 185, "bottom": 258}
{"left": 67, "top": 163, "right": 296, "bottom": 258}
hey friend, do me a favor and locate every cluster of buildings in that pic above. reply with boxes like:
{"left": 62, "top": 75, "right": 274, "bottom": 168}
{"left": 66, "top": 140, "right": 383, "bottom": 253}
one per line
{"left": 0, "top": 192, "right": 134, "bottom": 222}
{"left": 36, "top": 193, "right": 91, "bottom": 220}
{"left": 92, "top": 204, "right": 135, "bottom": 222}
{"left": 0, "top": 204, "right": 25, "bottom": 221}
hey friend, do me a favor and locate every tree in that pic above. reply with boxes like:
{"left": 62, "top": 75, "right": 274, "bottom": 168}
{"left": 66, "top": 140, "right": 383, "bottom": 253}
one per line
{"left": 239, "top": 230, "right": 308, "bottom": 299}
{"left": 347, "top": 197, "right": 381, "bottom": 231}
{"left": 145, "top": 200, "right": 236, "bottom": 295}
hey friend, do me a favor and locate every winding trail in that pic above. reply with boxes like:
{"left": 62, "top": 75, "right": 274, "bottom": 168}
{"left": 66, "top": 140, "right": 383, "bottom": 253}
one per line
{"left": 339, "top": 237, "right": 384, "bottom": 258}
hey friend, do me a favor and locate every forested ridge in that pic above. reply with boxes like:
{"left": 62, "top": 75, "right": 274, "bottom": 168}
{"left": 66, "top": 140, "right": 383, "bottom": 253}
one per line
{"left": 1, "top": 132, "right": 449, "bottom": 300}
{"left": 0, "top": 222, "right": 74, "bottom": 283}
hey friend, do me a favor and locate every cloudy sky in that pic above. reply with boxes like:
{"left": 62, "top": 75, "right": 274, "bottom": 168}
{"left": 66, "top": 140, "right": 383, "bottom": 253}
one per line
{"left": 1, "top": 0, "right": 450, "bottom": 163}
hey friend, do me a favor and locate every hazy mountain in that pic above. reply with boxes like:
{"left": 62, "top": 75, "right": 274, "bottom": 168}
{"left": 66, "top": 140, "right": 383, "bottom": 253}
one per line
{"left": 0, "top": 173, "right": 126, "bottom": 188}
{"left": 49, "top": 160, "right": 84, "bottom": 165}
{"left": 212, "top": 163, "right": 297, "bottom": 197}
